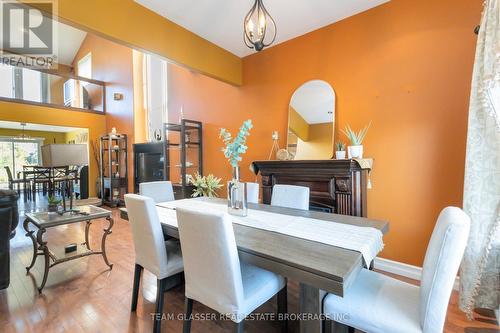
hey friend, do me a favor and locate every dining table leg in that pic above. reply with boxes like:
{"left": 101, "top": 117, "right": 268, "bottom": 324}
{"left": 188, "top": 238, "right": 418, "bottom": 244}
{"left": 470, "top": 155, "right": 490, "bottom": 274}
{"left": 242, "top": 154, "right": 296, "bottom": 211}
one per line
{"left": 299, "top": 283, "right": 326, "bottom": 333}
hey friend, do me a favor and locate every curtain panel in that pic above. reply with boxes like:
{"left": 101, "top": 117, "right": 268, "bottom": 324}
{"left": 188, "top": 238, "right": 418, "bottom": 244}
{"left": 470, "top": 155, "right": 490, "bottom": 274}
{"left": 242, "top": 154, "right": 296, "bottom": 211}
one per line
{"left": 460, "top": 0, "right": 500, "bottom": 318}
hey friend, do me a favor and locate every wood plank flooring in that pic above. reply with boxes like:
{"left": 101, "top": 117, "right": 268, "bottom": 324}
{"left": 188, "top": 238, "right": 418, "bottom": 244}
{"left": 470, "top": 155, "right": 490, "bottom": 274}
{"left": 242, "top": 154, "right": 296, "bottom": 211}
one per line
{"left": 1, "top": 199, "right": 498, "bottom": 332}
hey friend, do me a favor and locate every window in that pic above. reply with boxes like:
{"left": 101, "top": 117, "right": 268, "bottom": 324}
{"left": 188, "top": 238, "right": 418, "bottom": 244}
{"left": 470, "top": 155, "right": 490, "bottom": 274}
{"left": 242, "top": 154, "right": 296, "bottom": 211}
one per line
{"left": 144, "top": 54, "right": 168, "bottom": 140}
{"left": 0, "top": 65, "right": 49, "bottom": 103}
{"left": 77, "top": 53, "right": 92, "bottom": 109}
{"left": 0, "top": 138, "right": 42, "bottom": 188}
{"left": 78, "top": 53, "right": 92, "bottom": 79}
{"left": 0, "top": 65, "right": 13, "bottom": 98}
{"left": 22, "top": 68, "right": 42, "bottom": 102}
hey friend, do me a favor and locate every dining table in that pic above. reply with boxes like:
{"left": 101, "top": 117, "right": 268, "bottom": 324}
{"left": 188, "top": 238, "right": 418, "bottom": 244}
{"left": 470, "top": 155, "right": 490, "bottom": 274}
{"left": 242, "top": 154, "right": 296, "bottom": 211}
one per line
{"left": 120, "top": 197, "right": 389, "bottom": 333}
{"left": 22, "top": 165, "right": 77, "bottom": 200}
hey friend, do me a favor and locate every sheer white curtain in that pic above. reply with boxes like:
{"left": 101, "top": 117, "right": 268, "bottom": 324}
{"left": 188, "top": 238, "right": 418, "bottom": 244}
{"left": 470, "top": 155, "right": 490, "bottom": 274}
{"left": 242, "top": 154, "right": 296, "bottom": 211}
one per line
{"left": 460, "top": 0, "right": 500, "bottom": 318}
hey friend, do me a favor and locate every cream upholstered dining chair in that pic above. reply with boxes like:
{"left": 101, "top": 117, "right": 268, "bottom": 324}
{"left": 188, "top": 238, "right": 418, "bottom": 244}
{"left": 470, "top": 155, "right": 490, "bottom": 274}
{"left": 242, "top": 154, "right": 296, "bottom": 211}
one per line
{"left": 139, "top": 181, "right": 176, "bottom": 238}
{"left": 139, "top": 181, "right": 175, "bottom": 203}
{"left": 124, "top": 194, "right": 183, "bottom": 333}
{"left": 323, "top": 207, "right": 471, "bottom": 333}
{"left": 176, "top": 207, "right": 288, "bottom": 333}
{"left": 270, "top": 184, "right": 310, "bottom": 210}
{"left": 246, "top": 182, "right": 260, "bottom": 204}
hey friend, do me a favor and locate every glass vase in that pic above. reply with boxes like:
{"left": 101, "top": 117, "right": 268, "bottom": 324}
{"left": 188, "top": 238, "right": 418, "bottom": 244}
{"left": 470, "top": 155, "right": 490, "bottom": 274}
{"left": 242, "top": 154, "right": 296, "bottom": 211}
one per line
{"left": 227, "top": 167, "right": 247, "bottom": 217}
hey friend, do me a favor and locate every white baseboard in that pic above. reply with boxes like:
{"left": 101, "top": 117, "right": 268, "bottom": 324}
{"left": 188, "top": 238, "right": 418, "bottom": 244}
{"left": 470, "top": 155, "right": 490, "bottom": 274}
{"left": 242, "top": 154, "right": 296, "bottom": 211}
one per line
{"left": 374, "top": 257, "right": 460, "bottom": 291}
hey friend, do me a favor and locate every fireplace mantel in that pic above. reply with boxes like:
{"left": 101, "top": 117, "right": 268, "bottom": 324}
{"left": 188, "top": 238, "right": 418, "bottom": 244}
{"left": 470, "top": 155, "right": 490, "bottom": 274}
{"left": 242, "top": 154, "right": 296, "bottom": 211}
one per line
{"left": 251, "top": 159, "right": 370, "bottom": 217}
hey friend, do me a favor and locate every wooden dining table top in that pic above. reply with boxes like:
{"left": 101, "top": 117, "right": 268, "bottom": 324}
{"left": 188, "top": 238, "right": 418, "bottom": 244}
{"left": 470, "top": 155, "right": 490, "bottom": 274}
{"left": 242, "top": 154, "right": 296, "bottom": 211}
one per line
{"left": 120, "top": 197, "right": 389, "bottom": 297}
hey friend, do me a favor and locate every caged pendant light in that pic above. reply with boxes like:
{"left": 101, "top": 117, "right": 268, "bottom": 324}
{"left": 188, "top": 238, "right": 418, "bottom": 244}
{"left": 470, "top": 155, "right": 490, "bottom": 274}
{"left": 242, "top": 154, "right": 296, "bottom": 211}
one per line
{"left": 243, "top": 0, "right": 277, "bottom": 52}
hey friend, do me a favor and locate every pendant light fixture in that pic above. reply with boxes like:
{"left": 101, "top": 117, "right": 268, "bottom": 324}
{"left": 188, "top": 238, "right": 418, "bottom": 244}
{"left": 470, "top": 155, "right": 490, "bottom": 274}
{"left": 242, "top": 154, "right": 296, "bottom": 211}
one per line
{"left": 243, "top": 0, "right": 277, "bottom": 52}
{"left": 19, "top": 123, "right": 30, "bottom": 140}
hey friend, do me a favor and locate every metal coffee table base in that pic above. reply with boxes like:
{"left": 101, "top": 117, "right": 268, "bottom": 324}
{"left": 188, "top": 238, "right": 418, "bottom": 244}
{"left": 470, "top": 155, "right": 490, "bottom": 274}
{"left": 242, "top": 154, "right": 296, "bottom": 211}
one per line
{"left": 24, "top": 214, "right": 114, "bottom": 293}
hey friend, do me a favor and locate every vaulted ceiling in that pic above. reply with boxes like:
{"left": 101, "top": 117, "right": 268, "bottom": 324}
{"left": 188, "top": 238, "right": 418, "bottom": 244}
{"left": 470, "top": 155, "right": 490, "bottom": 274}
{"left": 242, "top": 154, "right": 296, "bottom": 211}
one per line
{"left": 134, "top": 0, "right": 390, "bottom": 57}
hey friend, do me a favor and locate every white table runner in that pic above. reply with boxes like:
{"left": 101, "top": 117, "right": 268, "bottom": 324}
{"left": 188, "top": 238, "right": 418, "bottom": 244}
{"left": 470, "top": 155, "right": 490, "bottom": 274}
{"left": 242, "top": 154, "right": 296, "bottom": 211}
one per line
{"left": 156, "top": 199, "right": 384, "bottom": 265}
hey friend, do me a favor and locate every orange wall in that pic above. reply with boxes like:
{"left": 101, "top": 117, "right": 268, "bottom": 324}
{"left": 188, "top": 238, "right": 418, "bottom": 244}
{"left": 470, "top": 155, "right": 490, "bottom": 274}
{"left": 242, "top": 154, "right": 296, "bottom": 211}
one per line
{"left": 73, "top": 34, "right": 135, "bottom": 192}
{"left": 167, "top": 0, "right": 481, "bottom": 266}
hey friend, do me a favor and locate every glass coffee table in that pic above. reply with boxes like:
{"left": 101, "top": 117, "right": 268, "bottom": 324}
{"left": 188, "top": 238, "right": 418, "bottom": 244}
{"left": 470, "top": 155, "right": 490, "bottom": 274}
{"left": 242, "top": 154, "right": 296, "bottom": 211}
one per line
{"left": 23, "top": 205, "right": 114, "bottom": 293}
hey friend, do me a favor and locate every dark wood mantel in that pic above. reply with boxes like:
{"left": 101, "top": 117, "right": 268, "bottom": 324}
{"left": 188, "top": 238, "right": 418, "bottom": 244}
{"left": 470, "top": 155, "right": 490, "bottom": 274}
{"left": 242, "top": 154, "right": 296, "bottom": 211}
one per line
{"left": 252, "top": 159, "right": 370, "bottom": 217}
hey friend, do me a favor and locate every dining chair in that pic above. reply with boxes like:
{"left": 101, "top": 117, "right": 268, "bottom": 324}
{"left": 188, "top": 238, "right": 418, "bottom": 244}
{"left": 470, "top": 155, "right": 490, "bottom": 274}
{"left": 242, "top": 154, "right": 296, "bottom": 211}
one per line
{"left": 270, "top": 184, "right": 310, "bottom": 210}
{"left": 124, "top": 194, "right": 184, "bottom": 333}
{"left": 139, "top": 181, "right": 175, "bottom": 203}
{"left": 31, "top": 167, "right": 51, "bottom": 199}
{"left": 246, "top": 182, "right": 259, "bottom": 204}
{"left": 176, "top": 207, "right": 288, "bottom": 333}
{"left": 323, "top": 206, "right": 471, "bottom": 333}
{"left": 4, "top": 166, "right": 23, "bottom": 195}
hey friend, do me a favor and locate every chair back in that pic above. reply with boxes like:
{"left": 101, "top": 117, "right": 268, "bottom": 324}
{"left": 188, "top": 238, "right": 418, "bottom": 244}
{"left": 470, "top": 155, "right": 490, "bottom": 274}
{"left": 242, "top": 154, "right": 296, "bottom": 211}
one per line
{"left": 419, "top": 207, "right": 470, "bottom": 333}
{"left": 139, "top": 181, "right": 175, "bottom": 203}
{"left": 124, "top": 194, "right": 169, "bottom": 279}
{"left": 176, "top": 207, "right": 244, "bottom": 316}
{"left": 4, "top": 166, "right": 13, "bottom": 182}
{"left": 271, "top": 184, "right": 310, "bottom": 210}
{"left": 246, "top": 182, "right": 259, "bottom": 204}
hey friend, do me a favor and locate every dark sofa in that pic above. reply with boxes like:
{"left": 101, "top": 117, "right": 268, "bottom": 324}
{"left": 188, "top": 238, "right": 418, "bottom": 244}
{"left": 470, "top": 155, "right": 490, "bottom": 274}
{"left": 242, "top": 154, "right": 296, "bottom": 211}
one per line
{"left": 0, "top": 189, "right": 19, "bottom": 289}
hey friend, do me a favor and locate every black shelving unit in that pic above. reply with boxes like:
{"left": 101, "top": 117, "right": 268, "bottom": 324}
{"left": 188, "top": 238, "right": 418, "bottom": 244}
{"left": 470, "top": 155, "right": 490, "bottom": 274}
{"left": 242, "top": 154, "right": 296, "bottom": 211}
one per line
{"left": 133, "top": 142, "right": 166, "bottom": 193}
{"left": 100, "top": 133, "right": 128, "bottom": 207}
{"left": 163, "top": 119, "right": 203, "bottom": 199}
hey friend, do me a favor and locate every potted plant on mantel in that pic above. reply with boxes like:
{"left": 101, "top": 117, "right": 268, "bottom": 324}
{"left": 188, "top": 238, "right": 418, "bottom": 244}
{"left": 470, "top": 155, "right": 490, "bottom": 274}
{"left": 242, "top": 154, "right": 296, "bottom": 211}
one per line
{"left": 335, "top": 142, "right": 346, "bottom": 159}
{"left": 220, "top": 119, "right": 253, "bottom": 217}
{"left": 341, "top": 122, "right": 371, "bottom": 159}
{"left": 189, "top": 173, "right": 223, "bottom": 198}
{"left": 47, "top": 196, "right": 61, "bottom": 213}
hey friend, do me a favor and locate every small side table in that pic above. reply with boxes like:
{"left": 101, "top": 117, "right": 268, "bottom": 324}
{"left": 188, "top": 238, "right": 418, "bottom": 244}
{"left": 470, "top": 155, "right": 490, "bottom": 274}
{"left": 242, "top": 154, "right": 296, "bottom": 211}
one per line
{"left": 23, "top": 205, "right": 114, "bottom": 293}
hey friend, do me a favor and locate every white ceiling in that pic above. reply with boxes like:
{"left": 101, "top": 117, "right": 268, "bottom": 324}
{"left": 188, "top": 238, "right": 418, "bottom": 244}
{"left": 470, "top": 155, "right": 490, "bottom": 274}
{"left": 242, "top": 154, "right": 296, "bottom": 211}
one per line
{"left": 134, "top": 0, "right": 389, "bottom": 57}
{"left": 0, "top": 121, "right": 83, "bottom": 133}
{"left": 55, "top": 22, "right": 87, "bottom": 66}
{"left": 290, "top": 80, "right": 335, "bottom": 124}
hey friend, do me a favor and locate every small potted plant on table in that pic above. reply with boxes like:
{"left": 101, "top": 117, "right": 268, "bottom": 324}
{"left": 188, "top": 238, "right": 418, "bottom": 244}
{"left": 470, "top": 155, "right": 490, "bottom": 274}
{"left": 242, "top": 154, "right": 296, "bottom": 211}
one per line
{"left": 48, "top": 196, "right": 61, "bottom": 213}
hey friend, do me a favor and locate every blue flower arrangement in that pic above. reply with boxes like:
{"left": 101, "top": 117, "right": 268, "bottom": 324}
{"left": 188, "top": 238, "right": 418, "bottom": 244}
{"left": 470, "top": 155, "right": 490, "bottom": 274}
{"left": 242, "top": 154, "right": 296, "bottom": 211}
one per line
{"left": 219, "top": 119, "right": 253, "bottom": 167}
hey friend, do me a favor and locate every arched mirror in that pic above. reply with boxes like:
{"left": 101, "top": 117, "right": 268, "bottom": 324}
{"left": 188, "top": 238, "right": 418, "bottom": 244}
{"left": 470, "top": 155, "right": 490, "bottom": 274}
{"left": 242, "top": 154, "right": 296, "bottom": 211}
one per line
{"left": 287, "top": 80, "right": 335, "bottom": 160}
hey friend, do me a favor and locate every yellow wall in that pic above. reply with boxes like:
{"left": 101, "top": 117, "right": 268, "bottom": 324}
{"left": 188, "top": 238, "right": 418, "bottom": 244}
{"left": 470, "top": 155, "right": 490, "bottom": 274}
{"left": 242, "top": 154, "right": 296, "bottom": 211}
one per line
{"left": 0, "top": 128, "right": 66, "bottom": 144}
{"left": 29, "top": 0, "right": 242, "bottom": 85}
{"left": 295, "top": 123, "right": 333, "bottom": 160}
{"left": 64, "top": 128, "right": 89, "bottom": 144}
{"left": 288, "top": 106, "right": 309, "bottom": 141}
{"left": 0, "top": 101, "right": 106, "bottom": 196}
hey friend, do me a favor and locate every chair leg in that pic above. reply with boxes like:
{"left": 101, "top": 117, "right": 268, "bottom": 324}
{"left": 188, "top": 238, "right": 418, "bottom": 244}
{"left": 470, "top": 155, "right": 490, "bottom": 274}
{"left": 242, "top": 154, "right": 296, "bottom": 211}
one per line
{"left": 277, "top": 285, "right": 288, "bottom": 333}
{"left": 131, "top": 264, "right": 143, "bottom": 311}
{"left": 183, "top": 297, "right": 193, "bottom": 333}
{"left": 153, "top": 278, "right": 166, "bottom": 333}
{"left": 234, "top": 320, "right": 244, "bottom": 333}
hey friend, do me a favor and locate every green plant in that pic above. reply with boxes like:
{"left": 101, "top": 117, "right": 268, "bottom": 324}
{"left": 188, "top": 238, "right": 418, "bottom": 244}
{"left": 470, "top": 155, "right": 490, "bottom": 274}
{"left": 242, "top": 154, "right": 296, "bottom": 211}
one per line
{"left": 48, "top": 196, "right": 61, "bottom": 205}
{"left": 335, "top": 142, "right": 346, "bottom": 151}
{"left": 341, "top": 122, "right": 371, "bottom": 145}
{"left": 220, "top": 120, "right": 253, "bottom": 167}
{"left": 188, "top": 173, "right": 224, "bottom": 198}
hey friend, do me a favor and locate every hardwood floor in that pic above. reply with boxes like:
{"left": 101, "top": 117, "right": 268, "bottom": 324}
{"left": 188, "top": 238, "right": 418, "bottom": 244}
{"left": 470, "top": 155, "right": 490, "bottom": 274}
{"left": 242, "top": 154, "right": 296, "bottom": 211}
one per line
{"left": 1, "top": 199, "right": 498, "bottom": 333}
